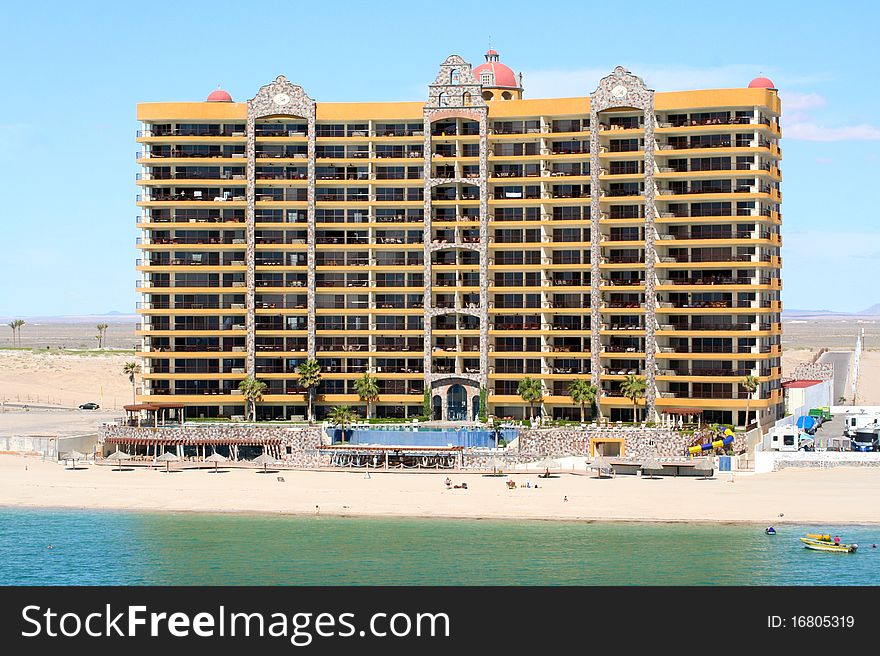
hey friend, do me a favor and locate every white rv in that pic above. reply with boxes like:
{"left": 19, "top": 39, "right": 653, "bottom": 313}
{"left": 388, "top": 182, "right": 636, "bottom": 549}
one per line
{"left": 767, "top": 425, "right": 799, "bottom": 452}
{"left": 844, "top": 412, "right": 880, "bottom": 437}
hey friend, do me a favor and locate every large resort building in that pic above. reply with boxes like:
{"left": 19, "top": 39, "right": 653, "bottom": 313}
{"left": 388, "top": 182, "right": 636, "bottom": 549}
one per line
{"left": 135, "top": 50, "right": 784, "bottom": 427}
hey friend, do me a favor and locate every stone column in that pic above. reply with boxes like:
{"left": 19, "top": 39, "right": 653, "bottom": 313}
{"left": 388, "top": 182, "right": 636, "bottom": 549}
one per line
{"left": 478, "top": 113, "right": 490, "bottom": 393}
{"left": 642, "top": 101, "right": 657, "bottom": 420}
{"left": 422, "top": 117, "right": 433, "bottom": 397}
{"left": 245, "top": 112, "right": 257, "bottom": 377}
{"left": 306, "top": 114, "right": 317, "bottom": 362}
{"left": 589, "top": 107, "right": 602, "bottom": 391}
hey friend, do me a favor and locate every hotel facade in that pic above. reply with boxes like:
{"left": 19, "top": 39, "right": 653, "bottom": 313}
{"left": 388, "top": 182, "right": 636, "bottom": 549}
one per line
{"left": 135, "top": 51, "right": 784, "bottom": 426}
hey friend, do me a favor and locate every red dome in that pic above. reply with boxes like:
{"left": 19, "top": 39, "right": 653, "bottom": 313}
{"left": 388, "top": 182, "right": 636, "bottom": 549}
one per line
{"left": 207, "top": 88, "right": 233, "bottom": 102}
{"left": 473, "top": 49, "right": 519, "bottom": 88}
{"left": 748, "top": 76, "right": 776, "bottom": 89}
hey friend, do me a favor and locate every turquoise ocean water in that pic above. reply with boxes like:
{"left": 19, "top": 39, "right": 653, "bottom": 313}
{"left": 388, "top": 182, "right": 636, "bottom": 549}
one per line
{"left": 1, "top": 508, "right": 878, "bottom": 585}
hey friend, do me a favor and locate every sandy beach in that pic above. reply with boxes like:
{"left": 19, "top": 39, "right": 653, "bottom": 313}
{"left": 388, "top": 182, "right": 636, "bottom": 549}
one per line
{"left": 3, "top": 454, "right": 879, "bottom": 525}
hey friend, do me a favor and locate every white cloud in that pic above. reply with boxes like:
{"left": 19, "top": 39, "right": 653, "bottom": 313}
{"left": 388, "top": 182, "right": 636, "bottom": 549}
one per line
{"left": 785, "top": 122, "right": 880, "bottom": 141}
{"left": 780, "top": 91, "right": 826, "bottom": 112}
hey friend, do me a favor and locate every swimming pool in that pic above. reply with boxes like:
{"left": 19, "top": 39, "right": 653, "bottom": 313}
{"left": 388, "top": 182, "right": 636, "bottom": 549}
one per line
{"left": 327, "top": 427, "right": 518, "bottom": 448}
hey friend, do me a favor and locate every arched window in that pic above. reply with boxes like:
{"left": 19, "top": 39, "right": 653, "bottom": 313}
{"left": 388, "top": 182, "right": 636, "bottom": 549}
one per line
{"left": 462, "top": 91, "right": 471, "bottom": 106}
{"left": 450, "top": 68, "right": 461, "bottom": 84}
{"left": 438, "top": 91, "right": 449, "bottom": 106}
{"left": 482, "top": 91, "right": 493, "bottom": 101}
{"left": 501, "top": 91, "right": 512, "bottom": 100}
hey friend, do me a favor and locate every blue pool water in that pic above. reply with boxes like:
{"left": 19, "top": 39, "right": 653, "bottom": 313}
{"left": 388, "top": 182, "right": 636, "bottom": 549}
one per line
{"left": 329, "top": 427, "right": 518, "bottom": 448}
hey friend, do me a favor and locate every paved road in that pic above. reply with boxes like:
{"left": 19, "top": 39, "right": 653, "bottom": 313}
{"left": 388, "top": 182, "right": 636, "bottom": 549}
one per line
{"left": 818, "top": 351, "right": 852, "bottom": 403}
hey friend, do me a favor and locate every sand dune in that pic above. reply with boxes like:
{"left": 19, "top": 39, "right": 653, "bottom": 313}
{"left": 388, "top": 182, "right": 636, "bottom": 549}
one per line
{"left": 0, "top": 351, "right": 133, "bottom": 410}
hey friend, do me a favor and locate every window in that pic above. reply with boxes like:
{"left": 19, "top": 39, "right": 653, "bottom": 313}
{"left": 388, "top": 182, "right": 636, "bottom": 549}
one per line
{"left": 450, "top": 68, "right": 461, "bottom": 84}
{"left": 481, "top": 72, "right": 493, "bottom": 85}
{"left": 462, "top": 91, "right": 471, "bottom": 106}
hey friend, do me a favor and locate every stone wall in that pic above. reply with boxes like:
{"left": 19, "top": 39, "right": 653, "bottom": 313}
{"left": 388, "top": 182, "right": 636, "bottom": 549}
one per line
{"left": 514, "top": 427, "right": 747, "bottom": 460}
{"left": 785, "top": 362, "right": 834, "bottom": 382}
{"left": 100, "top": 425, "right": 324, "bottom": 468}
{"left": 755, "top": 451, "right": 880, "bottom": 473}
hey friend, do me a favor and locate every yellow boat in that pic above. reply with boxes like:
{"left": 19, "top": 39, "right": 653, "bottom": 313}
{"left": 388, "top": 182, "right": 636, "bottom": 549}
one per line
{"left": 800, "top": 537, "right": 858, "bottom": 553}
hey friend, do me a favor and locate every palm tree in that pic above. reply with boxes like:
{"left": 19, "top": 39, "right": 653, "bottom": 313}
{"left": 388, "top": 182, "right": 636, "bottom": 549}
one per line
{"left": 569, "top": 379, "right": 598, "bottom": 423}
{"left": 517, "top": 377, "right": 543, "bottom": 422}
{"left": 328, "top": 405, "right": 356, "bottom": 443}
{"left": 8, "top": 319, "right": 25, "bottom": 347}
{"left": 353, "top": 371, "right": 379, "bottom": 420}
{"left": 123, "top": 362, "right": 142, "bottom": 404}
{"left": 15, "top": 319, "right": 25, "bottom": 347}
{"left": 238, "top": 376, "right": 268, "bottom": 422}
{"left": 620, "top": 374, "right": 647, "bottom": 423}
{"left": 96, "top": 323, "right": 109, "bottom": 349}
{"left": 741, "top": 374, "right": 760, "bottom": 430}
{"left": 296, "top": 359, "right": 322, "bottom": 423}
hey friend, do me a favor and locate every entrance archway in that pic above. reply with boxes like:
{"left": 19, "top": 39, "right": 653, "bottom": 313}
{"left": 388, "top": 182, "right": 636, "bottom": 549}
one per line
{"left": 447, "top": 384, "right": 467, "bottom": 421}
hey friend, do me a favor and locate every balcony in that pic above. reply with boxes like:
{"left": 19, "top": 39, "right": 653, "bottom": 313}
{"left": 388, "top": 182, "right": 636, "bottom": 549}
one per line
{"left": 659, "top": 390, "right": 752, "bottom": 400}
{"left": 663, "top": 323, "right": 759, "bottom": 331}
{"left": 662, "top": 276, "right": 772, "bottom": 286}
{"left": 662, "top": 368, "right": 765, "bottom": 377}
{"left": 660, "top": 230, "right": 773, "bottom": 241}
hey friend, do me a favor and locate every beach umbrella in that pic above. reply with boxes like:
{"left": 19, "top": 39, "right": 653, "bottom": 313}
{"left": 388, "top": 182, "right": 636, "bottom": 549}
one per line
{"left": 252, "top": 452, "right": 281, "bottom": 473}
{"left": 204, "top": 451, "right": 228, "bottom": 473}
{"left": 62, "top": 450, "right": 87, "bottom": 469}
{"left": 537, "top": 455, "right": 560, "bottom": 476}
{"left": 156, "top": 451, "right": 179, "bottom": 473}
{"left": 587, "top": 454, "right": 611, "bottom": 478}
{"left": 696, "top": 455, "right": 715, "bottom": 479}
{"left": 488, "top": 454, "right": 508, "bottom": 474}
{"left": 105, "top": 450, "right": 132, "bottom": 471}
{"left": 641, "top": 456, "right": 664, "bottom": 480}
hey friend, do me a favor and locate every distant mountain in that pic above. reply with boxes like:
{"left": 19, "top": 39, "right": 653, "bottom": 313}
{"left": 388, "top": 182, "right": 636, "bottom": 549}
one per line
{"left": 0, "top": 313, "right": 138, "bottom": 323}
{"left": 858, "top": 303, "right": 880, "bottom": 316}
{"left": 782, "top": 308, "right": 846, "bottom": 317}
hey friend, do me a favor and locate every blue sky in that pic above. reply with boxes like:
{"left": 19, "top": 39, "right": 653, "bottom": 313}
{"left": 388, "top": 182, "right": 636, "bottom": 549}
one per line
{"left": 1, "top": 0, "right": 878, "bottom": 316}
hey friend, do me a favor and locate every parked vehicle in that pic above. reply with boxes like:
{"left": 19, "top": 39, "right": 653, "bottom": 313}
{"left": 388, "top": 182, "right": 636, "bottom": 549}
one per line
{"left": 851, "top": 428, "right": 880, "bottom": 452}
{"left": 843, "top": 412, "right": 880, "bottom": 437}
{"left": 78, "top": 402, "right": 100, "bottom": 410}
{"left": 767, "top": 425, "right": 800, "bottom": 452}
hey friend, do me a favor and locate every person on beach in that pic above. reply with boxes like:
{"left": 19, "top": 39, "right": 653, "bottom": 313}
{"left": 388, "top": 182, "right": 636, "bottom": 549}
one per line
{"left": 445, "top": 477, "right": 452, "bottom": 488}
